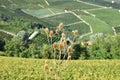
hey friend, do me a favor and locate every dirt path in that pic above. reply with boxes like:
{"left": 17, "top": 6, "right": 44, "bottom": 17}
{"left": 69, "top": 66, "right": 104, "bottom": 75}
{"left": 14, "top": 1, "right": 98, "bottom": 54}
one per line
{"left": 39, "top": 11, "right": 68, "bottom": 18}
{"left": 70, "top": 11, "right": 93, "bottom": 37}
{"left": 83, "top": 10, "right": 96, "bottom": 17}
{"left": 44, "top": 0, "right": 50, "bottom": 6}
{"left": 48, "top": 8, "right": 55, "bottom": 14}
{"left": 0, "top": 29, "right": 15, "bottom": 36}
{"left": 86, "top": 7, "right": 108, "bottom": 11}
{"left": 38, "top": 4, "right": 44, "bottom": 8}
{"left": 65, "top": 21, "right": 83, "bottom": 26}
{"left": 75, "top": 0, "right": 106, "bottom": 8}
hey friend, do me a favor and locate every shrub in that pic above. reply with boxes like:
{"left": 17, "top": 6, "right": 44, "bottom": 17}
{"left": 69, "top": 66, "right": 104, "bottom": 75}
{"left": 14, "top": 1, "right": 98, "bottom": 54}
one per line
{"left": 88, "top": 34, "right": 120, "bottom": 59}
{"left": 41, "top": 44, "right": 52, "bottom": 59}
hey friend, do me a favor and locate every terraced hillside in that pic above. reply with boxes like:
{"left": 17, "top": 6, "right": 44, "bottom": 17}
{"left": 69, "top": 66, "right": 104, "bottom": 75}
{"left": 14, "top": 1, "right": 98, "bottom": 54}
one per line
{"left": 0, "top": 0, "right": 120, "bottom": 39}
{"left": 80, "top": 0, "right": 120, "bottom": 9}
{"left": 22, "top": 0, "right": 120, "bottom": 35}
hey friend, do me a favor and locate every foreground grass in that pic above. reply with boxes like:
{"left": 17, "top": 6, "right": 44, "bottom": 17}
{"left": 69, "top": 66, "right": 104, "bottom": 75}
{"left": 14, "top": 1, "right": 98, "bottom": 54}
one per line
{"left": 0, "top": 56, "right": 120, "bottom": 80}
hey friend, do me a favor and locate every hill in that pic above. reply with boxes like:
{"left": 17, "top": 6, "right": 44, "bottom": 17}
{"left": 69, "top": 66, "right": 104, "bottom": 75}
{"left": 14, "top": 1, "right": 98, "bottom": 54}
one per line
{"left": 0, "top": 0, "right": 120, "bottom": 52}
{"left": 0, "top": 0, "right": 120, "bottom": 36}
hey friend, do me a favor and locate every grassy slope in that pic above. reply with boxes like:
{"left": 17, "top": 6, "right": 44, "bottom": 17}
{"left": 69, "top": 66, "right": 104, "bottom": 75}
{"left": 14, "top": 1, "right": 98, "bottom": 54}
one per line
{"left": 23, "top": 9, "right": 53, "bottom": 17}
{"left": 47, "top": 0, "right": 99, "bottom": 10}
{"left": 80, "top": 0, "right": 120, "bottom": 9}
{"left": 0, "top": 0, "right": 47, "bottom": 9}
{"left": 0, "top": 6, "right": 55, "bottom": 33}
{"left": 0, "top": 56, "right": 120, "bottom": 80}
{"left": 0, "top": 0, "right": 54, "bottom": 32}
{"left": 21, "top": 0, "right": 120, "bottom": 35}
{"left": 80, "top": 8, "right": 120, "bottom": 34}
{"left": 64, "top": 23, "right": 91, "bottom": 36}
{"left": 89, "top": 8, "right": 120, "bottom": 27}
{"left": 81, "top": 15, "right": 113, "bottom": 34}
{"left": 0, "top": 0, "right": 120, "bottom": 36}
{"left": 42, "top": 13, "right": 81, "bottom": 26}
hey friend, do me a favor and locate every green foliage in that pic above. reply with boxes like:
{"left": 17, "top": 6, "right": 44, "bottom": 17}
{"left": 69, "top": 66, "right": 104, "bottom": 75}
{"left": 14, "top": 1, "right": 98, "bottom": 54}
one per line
{"left": 24, "top": 43, "right": 42, "bottom": 58}
{"left": 4, "top": 37, "right": 42, "bottom": 58}
{"left": 3, "top": 29, "right": 60, "bottom": 58}
{"left": 72, "top": 43, "right": 89, "bottom": 60}
{"left": 4, "top": 37, "right": 28, "bottom": 57}
{"left": 115, "top": 26, "right": 120, "bottom": 33}
{"left": 3, "top": 31, "right": 120, "bottom": 59}
{"left": 41, "top": 44, "right": 52, "bottom": 59}
{"left": 0, "top": 39, "right": 5, "bottom": 51}
{"left": 0, "top": 31, "right": 12, "bottom": 39}
{"left": 0, "top": 51, "right": 6, "bottom": 56}
{"left": 88, "top": 34, "right": 120, "bottom": 59}
{"left": 0, "top": 31, "right": 12, "bottom": 51}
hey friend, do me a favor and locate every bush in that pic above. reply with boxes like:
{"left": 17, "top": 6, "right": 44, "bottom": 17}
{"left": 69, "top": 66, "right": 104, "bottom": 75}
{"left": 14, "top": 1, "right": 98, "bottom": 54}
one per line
{"left": 41, "top": 44, "right": 53, "bottom": 59}
{"left": 88, "top": 34, "right": 120, "bottom": 59}
{"left": 71, "top": 42, "right": 89, "bottom": 60}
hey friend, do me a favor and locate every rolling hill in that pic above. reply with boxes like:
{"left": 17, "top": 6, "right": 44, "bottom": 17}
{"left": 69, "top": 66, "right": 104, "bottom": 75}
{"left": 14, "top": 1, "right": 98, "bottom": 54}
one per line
{"left": 0, "top": 0, "right": 120, "bottom": 40}
{"left": 0, "top": 1, "right": 120, "bottom": 79}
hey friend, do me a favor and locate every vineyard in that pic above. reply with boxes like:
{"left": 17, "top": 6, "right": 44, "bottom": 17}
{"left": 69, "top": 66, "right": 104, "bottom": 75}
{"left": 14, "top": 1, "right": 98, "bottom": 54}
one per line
{"left": 22, "top": 9, "right": 53, "bottom": 17}
{"left": 64, "top": 23, "right": 90, "bottom": 36}
{"left": 81, "top": 15, "right": 113, "bottom": 34}
{"left": 47, "top": 0, "right": 99, "bottom": 10}
{"left": 0, "top": 56, "right": 120, "bottom": 80}
{"left": 80, "top": 0, "right": 120, "bottom": 9}
{"left": 1, "top": 0, "right": 120, "bottom": 35}
{"left": 89, "top": 9, "right": 120, "bottom": 27}
{"left": 42, "top": 13, "right": 81, "bottom": 25}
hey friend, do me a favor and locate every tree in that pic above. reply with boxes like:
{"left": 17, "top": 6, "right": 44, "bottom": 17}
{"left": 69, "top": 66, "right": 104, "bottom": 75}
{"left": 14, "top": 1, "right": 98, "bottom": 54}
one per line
{"left": 88, "top": 34, "right": 120, "bottom": 59}
{"left": 4, "top": 37, "right": 27, "bottom": 57}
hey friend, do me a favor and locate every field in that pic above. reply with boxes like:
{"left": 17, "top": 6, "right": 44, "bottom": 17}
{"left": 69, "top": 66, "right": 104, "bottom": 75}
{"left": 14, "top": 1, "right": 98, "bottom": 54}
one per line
{"left": 80, "top": 0, "right": 120, "bottom": 9}
{"left": 89, "top": 8, "right": 120, "bottom": 27}
{"left": 47, "top": 0, "right": 99, "bottom": 10}
{"left": 81, "top": 15, "right": 113, "bottom": 34}
{"left": 22, "top": 9, "right": 53, "bottom": 17}
{"left": 0, "top": 56, "right": 120, "bottom": 80}
{"left": 64, "top": 23, "right": 91, "bottom": 36}
{"left": 42, "top": 13, "right": 81, "bottom": 26}
{"left": 0, "top": 0, "right": 48, "bottom": 9}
